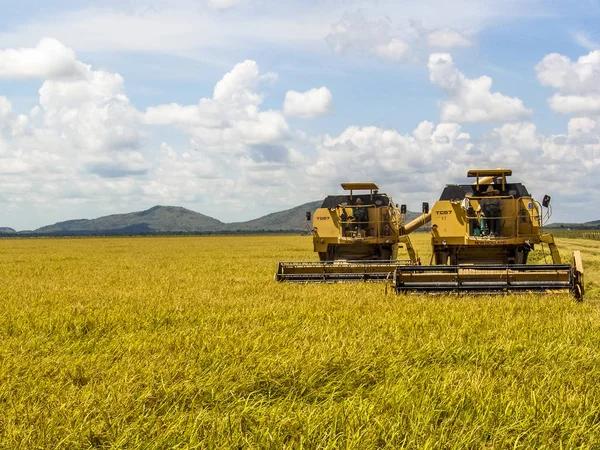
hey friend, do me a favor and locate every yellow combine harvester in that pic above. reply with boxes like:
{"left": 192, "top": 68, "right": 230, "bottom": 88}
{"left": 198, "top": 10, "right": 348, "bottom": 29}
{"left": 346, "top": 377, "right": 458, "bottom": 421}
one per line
{"left": 275, "top": 182, "right": 426, "bottom": 282}
{"left": 392, "top": 169, "right": 584, "bottom": 300}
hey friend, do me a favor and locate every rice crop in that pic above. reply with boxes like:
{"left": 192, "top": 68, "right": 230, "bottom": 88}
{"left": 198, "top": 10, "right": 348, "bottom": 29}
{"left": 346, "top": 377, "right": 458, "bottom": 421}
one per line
{"left": 0, "top": 234, "right": 599, "bottom": 449}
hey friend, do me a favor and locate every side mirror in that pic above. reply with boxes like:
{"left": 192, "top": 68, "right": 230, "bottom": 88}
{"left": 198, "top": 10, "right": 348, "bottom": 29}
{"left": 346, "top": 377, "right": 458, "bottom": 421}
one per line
{"left": 400, "top": 204, "right": 407, "bottom": 214}
{"left": 422, "top": 202, "right": 429, "bottom": 214}
{"left": 542, "top": 195, "right": 551, "bottom": 208}
{"left": 305, "top": 212, "right": 311, "bottom": 221}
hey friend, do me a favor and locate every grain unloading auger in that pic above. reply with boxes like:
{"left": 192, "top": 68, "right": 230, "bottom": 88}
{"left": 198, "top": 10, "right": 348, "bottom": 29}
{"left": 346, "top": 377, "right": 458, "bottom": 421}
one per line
{"left": 392, "top": 169, "right": 584, "bottom": 300}
{"left": 275, "top": 183, "right": 427, "bottom": 283}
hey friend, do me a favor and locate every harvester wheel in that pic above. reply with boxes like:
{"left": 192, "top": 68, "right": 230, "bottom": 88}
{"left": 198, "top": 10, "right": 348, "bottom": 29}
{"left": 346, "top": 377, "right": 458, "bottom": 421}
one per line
{"left": 380, "top": 247, "right": 392, "bottom": 261}
{"left": 327, "top": 247, "right": 337, "bottom": 261}
{"left": 434, "top": 250, "right": 448, "bottom": 265}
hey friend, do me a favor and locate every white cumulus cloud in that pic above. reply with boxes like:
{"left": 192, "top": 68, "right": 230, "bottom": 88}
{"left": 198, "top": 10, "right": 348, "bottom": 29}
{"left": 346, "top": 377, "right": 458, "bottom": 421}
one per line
{"left": 375, "top": 38, "right": 410, "bottom": 61}
{"left": 0, "top": 96, "right": 12, "bottom": 120}
{"left": 325, "top": 11, "right": 472, "bottom": 63}
{"left": 324, "top": 11, "right": 407, "bottom": 62}
{"left": 0, "top": 37, "right": 88, "bottom": 80}
{"left": 283, "top": 87, "right": 332, "bottom": 119}
{"left": 0, "top": 37, "right": 147, "bottom": 207}
{"left": 428, "top": 53, "right": 531, "bottom": 123}
{"left": 143, "top": 60, "right": 290, "bottom": 150}
{"left": 39, "top": 69, "right": 142, "bottom": 156}
{"left": 307, "top": 122, "right": 474, "bottom": 201}
{"left": 568, "top": 116, "right": 597, "bottom": 138}
{"left": 427, "top": 29, "right": 472, "bottom": 49}
{"left": 536, "top": 50, "right": 600, "bottom": 114}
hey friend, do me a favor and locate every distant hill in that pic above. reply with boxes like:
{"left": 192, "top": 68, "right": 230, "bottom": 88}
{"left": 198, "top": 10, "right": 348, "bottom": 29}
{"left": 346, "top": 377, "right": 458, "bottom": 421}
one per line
{"left": 34, "top": 206, "right": 225, "bottom": 235}
{"left": 546, "top": 219, "right": 600, "bottom": 230}
{"left": 13, "top": 202, "right": 426, "bottom": 236}
{"left": 0, "top": 227, "right": 16, "bottom": 234}
{"left": 404, "top": 211, "right": 422, "bottom": 224}
{"left": 225, "top": 201, "right": 322, "bottom": 232}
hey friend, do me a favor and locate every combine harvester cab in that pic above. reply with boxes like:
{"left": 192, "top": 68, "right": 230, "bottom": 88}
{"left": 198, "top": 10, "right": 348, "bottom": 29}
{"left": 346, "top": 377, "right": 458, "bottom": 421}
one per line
{"left": 276, "top": 182, "right": 423, "bottom": 282}
{"left": 393, "top": 169, "right": 584, "bottom": 300}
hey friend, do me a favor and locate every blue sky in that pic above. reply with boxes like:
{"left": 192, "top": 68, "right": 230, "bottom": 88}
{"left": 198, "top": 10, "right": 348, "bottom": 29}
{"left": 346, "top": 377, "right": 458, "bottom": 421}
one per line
{"left": 0, "top": 0, "right": 600, "bottom": 229}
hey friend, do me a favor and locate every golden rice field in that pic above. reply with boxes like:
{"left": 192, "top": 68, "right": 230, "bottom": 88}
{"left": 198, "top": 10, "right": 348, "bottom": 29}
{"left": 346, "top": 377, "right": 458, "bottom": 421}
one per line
{"left": 1, "top": 234, "right": 600, "bottom": 449}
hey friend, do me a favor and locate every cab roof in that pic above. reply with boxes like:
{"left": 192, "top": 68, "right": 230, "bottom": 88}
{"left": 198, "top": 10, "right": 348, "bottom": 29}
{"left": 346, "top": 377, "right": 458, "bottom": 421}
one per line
{"left": 321, "top": 193, "right": 390, "bottom": 208}
{"left": 439, "top": 183, "right": 530, "bottom": 201}
{"left": 467, "top": 169, "right": 512, "bottom": 178}
{"left": 340, "top": 182, "right": 379, "bottom": 191}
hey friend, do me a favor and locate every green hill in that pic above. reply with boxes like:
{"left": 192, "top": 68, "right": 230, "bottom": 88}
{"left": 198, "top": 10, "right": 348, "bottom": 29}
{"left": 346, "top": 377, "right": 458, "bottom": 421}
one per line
{"left": 34, "top": 206, "right": 225, "bottom": 235}
{"left": 224, "top": 201, "right": 322, "bottom": 232}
